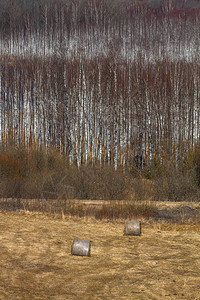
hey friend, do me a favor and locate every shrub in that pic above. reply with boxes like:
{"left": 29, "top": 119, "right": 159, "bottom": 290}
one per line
{"left": 86, "top": 201, "right": 156, "bottom": 220}
{"left": 68, "top": 166, "right": 131, "bottom": 200}
{"left": 186, "top": 146, "right": 200, "bottom": 187}
{"left": 152, "top": 160, "right": 200, "bottom": 202}
{"left": 0, "top": 142, "right": 199, "bottom": 203}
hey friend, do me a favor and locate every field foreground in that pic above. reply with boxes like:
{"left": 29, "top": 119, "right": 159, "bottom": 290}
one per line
{"left": 0, "top": 211, "right": 200, "bottom": 300}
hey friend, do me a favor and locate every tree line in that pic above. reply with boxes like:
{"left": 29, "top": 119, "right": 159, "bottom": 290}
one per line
{"left": 1, "top": 55, "right": 199, "bottom": 169}
{"left": 0, "top": 0, "right": 200, "bottom": 171}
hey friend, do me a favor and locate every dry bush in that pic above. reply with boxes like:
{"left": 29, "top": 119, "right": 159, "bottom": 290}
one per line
{"left": 0, "top": 145, "right": 132, "bottom": 201}
{"left": 67, "top": 166, "right": 131, "bottom": 200}
{"left": 186, "top": 145, "right": 200, "bottom": 187}
{"left": 0, "top": 145, "right": 67, "bottom": 199}
{"left": 130, "top": 178, "right": 155, "bottom": 201}
{"left": 154, "top": 170, "right": 200, "bottom": 202}
{"left": 0, "top": 151, "right": 27, "bottom": 178}
{"left": 0, "top": 143, "right": 199, "bottom": 205}
{"left": 151, "top": 159, "right": 200, "bottom": 202}
{"left": 0, "top": 197, "right": 157, "bottom": 220}
{"left": 85, "top": 201, "right": 157, "bottom": 220}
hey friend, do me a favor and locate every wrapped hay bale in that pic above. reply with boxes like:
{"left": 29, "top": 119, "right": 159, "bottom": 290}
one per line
{"left": 124, "top": 220, "right": 141, "bottom": 236}
{"left": 71, "top": 238, "right": 91, "bottom": 256}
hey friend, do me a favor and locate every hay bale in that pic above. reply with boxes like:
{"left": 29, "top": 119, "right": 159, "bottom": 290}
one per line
{"left": 124, "top": 220, "right": 141, "bottom": 236}
{"left": 71, "top": 238, "right": 91, "bottom": 256}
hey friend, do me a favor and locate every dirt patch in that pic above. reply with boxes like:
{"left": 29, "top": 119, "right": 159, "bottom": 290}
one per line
{"left": 0, "top": 211, "right": 200, "bottom": 299}
{"left": 155, "top": 205, "right": 200, "bottom": 222}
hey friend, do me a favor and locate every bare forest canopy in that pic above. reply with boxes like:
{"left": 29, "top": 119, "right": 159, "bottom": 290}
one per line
{"left": 0, "top": 0, "right": 200, "bottom": 171}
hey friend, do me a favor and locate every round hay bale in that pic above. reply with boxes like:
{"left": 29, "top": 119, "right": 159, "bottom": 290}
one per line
{"left": 71, "top": 238, "right": 91, "bottom": 256}
{"left": 124, "top": 220, "right": 141, "bottom": 236}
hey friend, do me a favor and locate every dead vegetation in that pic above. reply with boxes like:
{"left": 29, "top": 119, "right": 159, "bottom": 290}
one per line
{"left": 0, "top": 210, "right": 200, "bottom": 300}
{"left": 1, "top": 197, "right": 200, "bottom": 224}
{"left": 0, "top": 144, "right": 200, "bottom": 203}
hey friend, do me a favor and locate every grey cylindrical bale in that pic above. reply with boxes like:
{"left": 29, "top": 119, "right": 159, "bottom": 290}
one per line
{"left": 124, "top": 220, "right": 141, "bottom": 236}
{"left": 71, "top": 238, "right": 91, "bottom": 256}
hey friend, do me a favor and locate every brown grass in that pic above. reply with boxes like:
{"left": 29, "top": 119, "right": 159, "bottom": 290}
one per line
{"left": 0, "top": 211, "right": 200, "bottom": 299}
{"left": 1, "top": 198, "right": 200, "bottom": 223}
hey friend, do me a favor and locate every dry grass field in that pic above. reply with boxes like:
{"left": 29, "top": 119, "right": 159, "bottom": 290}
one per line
{"left": 0, "top": 209, "right": 200, "bottom": 300}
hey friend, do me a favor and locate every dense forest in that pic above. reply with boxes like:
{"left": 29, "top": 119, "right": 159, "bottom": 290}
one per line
{"left": 0, "top": 0, "right": 200, "bottom": 201}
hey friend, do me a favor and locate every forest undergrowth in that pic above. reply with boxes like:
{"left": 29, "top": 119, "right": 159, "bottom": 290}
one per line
{"left": 0, "top": 143, "right": 200, "bottom": 223}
